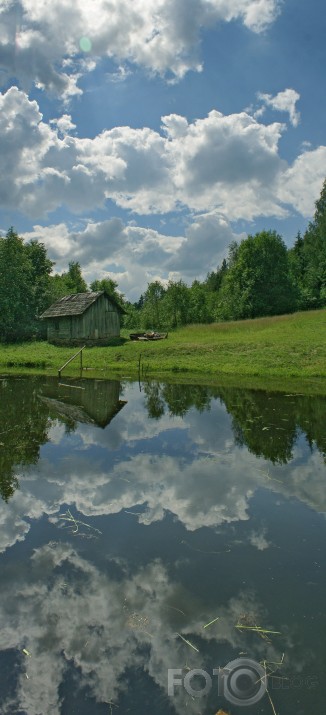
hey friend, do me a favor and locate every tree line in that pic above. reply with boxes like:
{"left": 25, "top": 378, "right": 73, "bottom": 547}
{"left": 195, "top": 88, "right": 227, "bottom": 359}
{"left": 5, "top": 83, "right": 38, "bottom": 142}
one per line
{"left": 0, "top": 179, "right": 325, "bottom": 341}
{"left": 126, "top": 178, "right": 326, "bottom": 329}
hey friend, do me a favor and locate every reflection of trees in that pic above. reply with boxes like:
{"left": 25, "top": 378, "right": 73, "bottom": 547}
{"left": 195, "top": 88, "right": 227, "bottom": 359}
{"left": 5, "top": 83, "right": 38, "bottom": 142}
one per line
{"left": 143, "top": 381, "right": 326, "bottom": 465}
{"left": 162, "top": 383, "right": 213, "bottom": 416}
{"left": 219, "top": 388, "right": 298, "bottom": 464}
{"left": 143, "top": 382, "right": 165, "bottom": 420}
{"left": 219, "top": 388, "right": 326, "bottom": 464}
{"left": 0, "top": 377, "right": 126, "bottom": 502}
{"left": 295, "top": 394, "right": 326, "bottom": 459}
{"left": 2, "top": 376, "right": 326, "bottom": 503}
{"left": 220, "top": 388, "right": 326, "bottom": 464}
{"left": 143, "top": 381, "right": 215, "bottom": 418}
{"left": 0, "top": 377, "right": 50, "bottom": 501}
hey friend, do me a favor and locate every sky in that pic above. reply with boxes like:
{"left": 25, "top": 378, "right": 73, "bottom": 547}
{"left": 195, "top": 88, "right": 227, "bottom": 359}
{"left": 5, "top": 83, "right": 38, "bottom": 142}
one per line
{"left": 0, "top": 0, "right": 325, "bottom": 301}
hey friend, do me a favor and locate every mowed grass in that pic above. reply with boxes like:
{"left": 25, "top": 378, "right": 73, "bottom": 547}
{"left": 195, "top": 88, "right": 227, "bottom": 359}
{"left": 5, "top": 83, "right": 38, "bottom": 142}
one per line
{"left": 0, "top": 309, "right": 326, "bottom": 390}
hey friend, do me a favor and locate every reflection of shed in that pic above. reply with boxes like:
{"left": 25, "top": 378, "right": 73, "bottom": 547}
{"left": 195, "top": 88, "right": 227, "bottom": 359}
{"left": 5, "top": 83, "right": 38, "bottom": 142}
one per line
{"left": 41, "top": 378, "right": 127, "bottom": 428}
{"left": 41, "top": 291, "right": 125, "bottom": 346}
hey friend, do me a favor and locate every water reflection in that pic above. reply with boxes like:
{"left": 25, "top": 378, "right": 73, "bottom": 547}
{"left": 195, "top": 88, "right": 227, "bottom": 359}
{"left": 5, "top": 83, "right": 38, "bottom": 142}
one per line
{"left": 0, "top": 377, "right": 325, "bottom": 714}
{"left": 1, "top": 540, "right": 309, "bottom": 715}
{"left": 2, "top": 378, "right": 326, "bottom": 505}
{"left": 143, "top": 381, "right": 212, "bottom": 418}
{"left": 41, "top": 378, "right": 127, "bottom": 429}
{"left": 0, "top": 376, "right": 126, "bottom": 501}
{"left": 144, "top": 381, "right": 326, "bottom": 463}
{"left": 0, "top": 376, "right": 49, "bottom": 501}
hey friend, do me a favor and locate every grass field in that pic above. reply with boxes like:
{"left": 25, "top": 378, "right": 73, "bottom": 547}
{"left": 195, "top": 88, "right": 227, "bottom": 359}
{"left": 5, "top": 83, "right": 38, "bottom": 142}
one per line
{"left": 0, "top": 308, "right": 326, "bottom": 392}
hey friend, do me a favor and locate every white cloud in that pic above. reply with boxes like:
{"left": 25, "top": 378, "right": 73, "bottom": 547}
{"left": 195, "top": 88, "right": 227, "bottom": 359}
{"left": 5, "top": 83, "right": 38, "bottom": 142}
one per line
{"left": 1, "top": 87, "right": 325, "bottom": 260}
{"left": 22, "top": 219, "right": 182, "bottom": 288}
{"left": 166, "top": 211, "right": 243, "bottom": 274}
{"left": 162, "top": 110, "right": 287, "bottom": 218}
{"left": 257, "top": 88, "right": 301, "bottom": 127}
{"left": 0, "top": 87, "right": 285, "bottom": 220}
{"left": 49, "top": 114, "right": 77, "bottom": 136}
{"left": 0, "top": 0, "right": 281, "bottom": 97}
{"left": 277, "top": 146, "right": 326, "bottom": 216}
{"left": 106, "top": 64, "right": 132, "bottom": 83}
{"left": 22, "top": 213, "right": 242, "bottom": 295}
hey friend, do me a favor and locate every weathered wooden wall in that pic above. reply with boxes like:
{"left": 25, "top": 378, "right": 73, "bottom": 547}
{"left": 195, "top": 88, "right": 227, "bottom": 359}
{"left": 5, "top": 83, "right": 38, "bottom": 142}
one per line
{"left": 47, "top": 294, "right": 121, "bottom": 345}
{"left": 82, "top": 294, "right": 120, "bottom": 340}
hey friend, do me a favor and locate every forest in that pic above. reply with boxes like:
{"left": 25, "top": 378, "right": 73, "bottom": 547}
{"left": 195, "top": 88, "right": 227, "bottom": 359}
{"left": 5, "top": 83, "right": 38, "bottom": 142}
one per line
{"left": 0, "top": 179, "right": 325, "bottom": 342}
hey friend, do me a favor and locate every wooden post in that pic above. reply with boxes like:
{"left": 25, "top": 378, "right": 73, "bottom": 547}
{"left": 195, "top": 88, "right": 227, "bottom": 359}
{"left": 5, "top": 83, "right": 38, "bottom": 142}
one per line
{"left": 138, "top": 353, "right": 142, "bottom": 391}
{"left": 58, "top": 345, "right": 86, "bottom": 378}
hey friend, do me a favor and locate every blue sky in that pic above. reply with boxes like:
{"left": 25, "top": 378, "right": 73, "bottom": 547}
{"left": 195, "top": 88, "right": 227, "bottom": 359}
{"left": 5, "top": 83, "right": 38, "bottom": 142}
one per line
{"left": 0, "top": 0, "right": 325, "bottom": 300}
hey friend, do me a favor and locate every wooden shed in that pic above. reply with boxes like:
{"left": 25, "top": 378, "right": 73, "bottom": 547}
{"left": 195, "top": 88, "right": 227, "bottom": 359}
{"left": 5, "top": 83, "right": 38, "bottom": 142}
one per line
{"left": 41, "top": 291, "right": 124, "bottom": 346}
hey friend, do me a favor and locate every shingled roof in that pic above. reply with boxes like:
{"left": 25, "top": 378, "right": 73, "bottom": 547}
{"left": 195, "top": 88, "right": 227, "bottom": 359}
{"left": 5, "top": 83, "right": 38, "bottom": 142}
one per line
{"left": 41, "top": 291, "right": 124, "bottom": 318}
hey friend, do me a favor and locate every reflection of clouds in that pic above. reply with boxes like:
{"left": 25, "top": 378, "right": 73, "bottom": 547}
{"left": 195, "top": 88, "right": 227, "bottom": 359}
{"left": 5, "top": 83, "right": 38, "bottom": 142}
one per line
{"left": 0, "top": 506, "right": 30, "bottom": 551}
{"left": 104, "top": 451, "right": 254, "bottom": 529}
{"left": 0, "top": 483, "right": 59, "bottom": 553}
{"left": 249, "top": 529, "right": 271, "bottom": 551}
{"left": 0, "top": 542, "right": 290, "bottom": 715}
{"left": 46, "top": 420, "right": 67, "bottom": 445}
{"left": 283, "top": 444, "right": 326, "bottom": 514}
{"left": 0, "top": 384, "right": 326, "bottom": 556}
{"left": 0, "top": 381, "right": 323, "bottom": 712}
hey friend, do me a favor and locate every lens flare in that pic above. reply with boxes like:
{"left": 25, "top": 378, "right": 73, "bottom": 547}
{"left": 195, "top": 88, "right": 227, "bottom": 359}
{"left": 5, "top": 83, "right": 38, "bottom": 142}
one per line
{"left": 79, "top": 37, "right": 92, "bottom": 52}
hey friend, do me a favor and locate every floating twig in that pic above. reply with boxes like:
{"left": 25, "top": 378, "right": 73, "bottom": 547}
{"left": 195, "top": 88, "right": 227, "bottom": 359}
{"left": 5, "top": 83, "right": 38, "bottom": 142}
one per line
{"left": 203, "top": 616, "right": 220, "bottom": 629}
{"left": 236, "top": 625, "right": 281, "bottom": 634}
{"left": 258, "top": 469, "right": 283, "bottom": 484}
{"left": 165, "top": 605, "right": 186, "bottom": 616}
{"left": 181, "top": 539, "right": 231, "bottom": 554}
{"left": 266, "top": 688, "right": 278, "bottom": 715}
{"left": 176, "top": 633, "right": 199, "bottom": 652}
{"left": 58, "top": 509, "right": 102, "bottom": 536}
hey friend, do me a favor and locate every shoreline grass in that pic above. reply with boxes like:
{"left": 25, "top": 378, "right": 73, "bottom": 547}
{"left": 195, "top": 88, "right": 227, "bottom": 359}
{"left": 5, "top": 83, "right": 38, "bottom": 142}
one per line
{"left": 1, "top": 308, "right": 326, "bottom": 394}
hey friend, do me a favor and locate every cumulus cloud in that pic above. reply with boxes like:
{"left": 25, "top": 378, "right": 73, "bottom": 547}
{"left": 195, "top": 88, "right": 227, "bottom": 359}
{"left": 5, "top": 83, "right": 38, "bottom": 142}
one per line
{"left": 0, "top": 0, "right": 281, "bottom": 96}
{"left": 22, "top": 212, "right": 242, "bottom": 293}
{"left": 257, "top": 88, "right": 301, "bottom": 127}
{"left": 0, "top": 87, "right": 292, "bottom": 220}
{"left": 277, "top": 146, "right": 326, "bottom": 216}
{"left": 161, "top": 110, "right": 288, "bottom": 219}
{"left": 49, "top": 113, "right": 77, "bottom": 136}
{"left": 1, "top": 86, "right": 325, "bottom": 275}
{"left": 0, "top": 87, "right": 174, "bottom": 216}
{"left": 22, "top": 219, "right": 183, "bottom": 292}
{"left": 166, "top": 211, "right": 243, "bottom": 274}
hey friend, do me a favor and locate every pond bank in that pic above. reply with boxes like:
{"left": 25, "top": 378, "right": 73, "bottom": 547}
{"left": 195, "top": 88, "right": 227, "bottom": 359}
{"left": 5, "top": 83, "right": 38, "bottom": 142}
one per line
{"left": 0, "top": 308, "right": 326, "bottom": 394}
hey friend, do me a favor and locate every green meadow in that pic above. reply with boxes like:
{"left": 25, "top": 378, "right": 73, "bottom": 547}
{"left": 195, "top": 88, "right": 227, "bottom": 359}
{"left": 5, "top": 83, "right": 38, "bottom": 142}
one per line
{"left": 1, "top": 308, "right": 326, "bottom": 393}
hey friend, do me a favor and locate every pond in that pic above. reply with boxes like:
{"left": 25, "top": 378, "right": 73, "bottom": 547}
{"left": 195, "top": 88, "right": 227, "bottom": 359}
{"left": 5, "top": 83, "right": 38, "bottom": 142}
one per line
{"left": 0, "top": 376, "right": 325, "bottom": 715}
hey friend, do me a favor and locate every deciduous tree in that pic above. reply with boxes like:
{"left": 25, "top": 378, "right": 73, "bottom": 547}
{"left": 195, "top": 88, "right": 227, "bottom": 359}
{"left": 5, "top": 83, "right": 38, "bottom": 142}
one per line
{"left": 217, "top": 230, "right": 297, "bottom": 320}
{"left": 0, "top": 228, "right": 34, "bottom": 341}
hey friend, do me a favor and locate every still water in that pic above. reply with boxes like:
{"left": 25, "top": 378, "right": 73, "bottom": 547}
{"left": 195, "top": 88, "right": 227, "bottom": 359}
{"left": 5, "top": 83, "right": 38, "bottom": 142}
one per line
{"left": 0, "top": 376, "right": 325, "bottom": 715}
